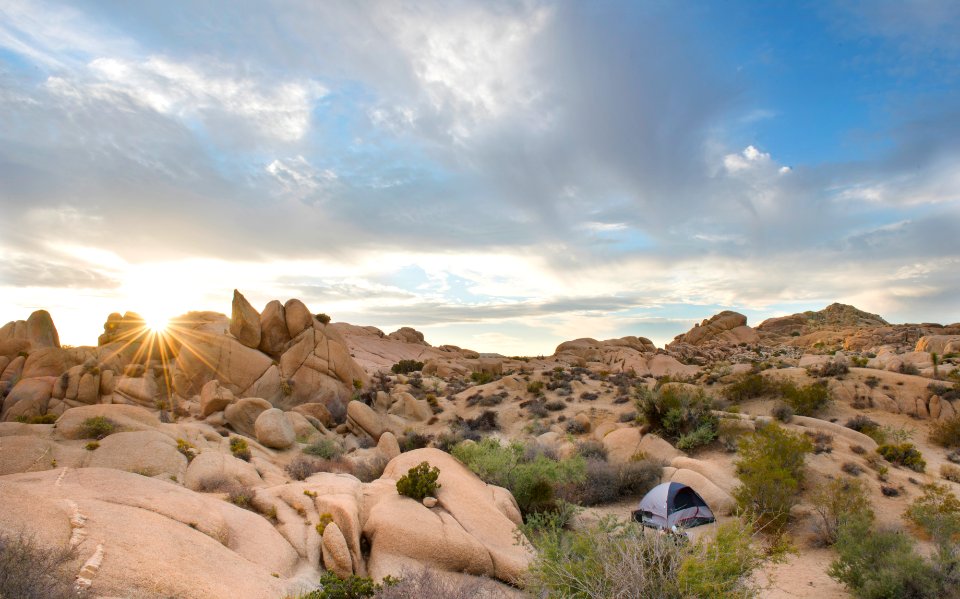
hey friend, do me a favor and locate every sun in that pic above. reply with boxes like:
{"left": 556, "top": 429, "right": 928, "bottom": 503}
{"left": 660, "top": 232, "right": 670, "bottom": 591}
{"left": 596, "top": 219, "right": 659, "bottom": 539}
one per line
{"left": 143, "top": 312, "right": 170, "bottom": 333}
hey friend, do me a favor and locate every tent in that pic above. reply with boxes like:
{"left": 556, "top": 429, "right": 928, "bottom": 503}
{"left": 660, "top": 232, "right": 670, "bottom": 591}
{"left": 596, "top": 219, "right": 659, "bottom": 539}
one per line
{"left": 632, "top": 482, "right": 716, "bottom": 530}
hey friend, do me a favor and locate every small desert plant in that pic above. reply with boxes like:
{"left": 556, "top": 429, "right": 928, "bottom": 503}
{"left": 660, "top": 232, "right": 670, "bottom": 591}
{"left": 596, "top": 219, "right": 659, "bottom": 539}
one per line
{"left": 229, "top": 436, "right": 252, "bottom": 461}
{"left": 315, "top": 513, "right": 334, "bottom": 535}
{"left": 898, "top": 362, "right": 920, "bottom": 376}
{"left": 527, "top": 380, "right": 544, "bottom": 395}
{"left": 733, "top": 423, "right": 813, "bottom": 528}
{"left": 79, "top": 416, "right": 116, "bottom": 439}
{"left": 0, "top": 531, "right": 75, "bottom": 599}
{"left": 771, "top": 403, "right": 794, "bottom": 423}
{"left": 807, "top": 361, "right": 849, "bottom": 378}
{"left": 560, "top": 459, "right": 661, "bottom": 506}
{"left": 397, "top": 430, "right": 432, "bottom": 452}
{"left": 575, "top": 440, "right": 608, "bottom": 461}
{"left": 941, "top": 463, "right": 960, "bottom": 484}
{"left": 565, "top": 419, "right": 589, "bottom": 435}
{"left": 226, "top": 484, "right": 256, "bottom": 510}
{"left": 17, "top": 413, "right": 58, "bottom": 424}
{"left": 929, "top": 414, "right": 960, "bottom": 448}
{"left": 877, "top": 443, "right": 926, "bottom": 472}
{"left": 351, "top": 454, "right": 388, "bottom": 483}
{"left": 779, "top": 380, "right": 831, "bottom": 416}
{"left": 396, "top": 461, "right": 441, "bottom": 501}
{"left": 316, "top": 313, "right": 331, "bottom": 325}
{"left": 287, "top": 456, "right": 327, "bottom": 481}
{"left": 846, "top": 415, "right": 883, "bottom": 443}
{"left": 390, "top": 360, "right": 424, "bottom": 374}
{"left": 544, "top": 399, "right": 566, "bottom": 411}
{"left": 303, "top": 438, "right": 343, "bottom": 460}
{"left": 84, "top": 441, "right": 99, "bottom": 451}
{"left": 296, "top": 571, "right": 390, "bottom": 598}
{"left": 176, "top": 438, "right": 197, "bottom": 462}
{"left": 810, "top": 478, "right": 873, "bottom": 545}
{"left": 470, "top": 371, "right": 495, "bottom": 385}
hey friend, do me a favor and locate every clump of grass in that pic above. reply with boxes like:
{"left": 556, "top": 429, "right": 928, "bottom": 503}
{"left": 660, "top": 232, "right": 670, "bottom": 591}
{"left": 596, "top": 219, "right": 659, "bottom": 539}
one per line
{"left": 315, "top": 513, "right": 334, "bottom": 535}
{"left": 229, "top": 436, "right": 251, "bottom": 461}
{"left": 303, "top": 438, "right": 343, "bottom": 460}
{"left": 79, "top": 416, "right": 116, "bottom": 440}
{"left": 84, "top": 441, "right": 99, "bottom": 451}
{"left": 877, "top": 443, "right": 926, "bottom": 472}
{"left": 176, "top": 438, "right": 197, "bottom": 462}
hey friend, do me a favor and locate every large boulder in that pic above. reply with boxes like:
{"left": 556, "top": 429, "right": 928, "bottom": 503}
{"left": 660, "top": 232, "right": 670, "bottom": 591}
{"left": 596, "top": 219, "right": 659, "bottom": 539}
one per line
{"left": 284, "top": 299, "right": 314, "bottom": 339}
{"left": 254, "top": 408, "right": 295, "bottom": 450}
{"left": 258, "top": 300, "right": 292, "bottom": 357}
{"left": 916, "top": 335, "right": 960, "bottom": 355}
{"left": 173, "top": 327, "right": 273, "bottom": 398}
{"left": 602, "top": 427, "right": 643, "bottom": 464}
{"left": 276, "top": 323, "right": 368, "bottom": 409}
{"left": 666, "top": 468, "right": 735, "bottom": 516}
{"left": 200, "top": 379, "right": 235, "bottom": 418}
{"left": 229, "top": 289, "right": 261, "bottom": 349}
{"left": 0, "top": 468, "right": 299, "bottom": 599}
{"left": 386, "top": 327, "right": 430, "bottom": 346}
{"left": 670, "top": 311, "right": 759, "bottom": 347}
{"left": 225, "top": 397, "right": 273, "bottom": 437}
{"left": 2, "top": 377, "right": 54, "bottom": 421}
{"left": 26, "top": 309, "right": 60, "bottom": 349}
{"left": 21, "top": 347, "right": 71, "bottom": 379}
{"left": 85, "top": 430, "right": 187, "bottom": 479}
{"left": 374, "top": 449, "right": 532, "bottom": 584}
{"left": 184, "top": 450, "right": 264, "bottom": 491}
{"left": 321, "top": 522, "right": 353, "bottom": 578}
{"left": 55, "top": 404, "right": 161, "bottom": 440}
{"left": 346, "top": 401, "right": 387, "bottom": 441}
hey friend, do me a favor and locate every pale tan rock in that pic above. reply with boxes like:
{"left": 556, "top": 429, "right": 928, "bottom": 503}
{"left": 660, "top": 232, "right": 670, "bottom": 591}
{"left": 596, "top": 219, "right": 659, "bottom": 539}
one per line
{"left": 86, "top": 430, "right": 187, "bottom": 479}
{"left": 259, "top": 300, "right": 291, "bottom": 356}
{"left": 185, "top": 450, "right": 263, "bottom": 491}
{"left": 670, "top": 456, "right": 737, "bottom": 494}
{"left": 286, "top": 411, "right": 319, "bottom": 440}
{"left": 379, "top": 449, "right": 533, "bottom": 584}
{"left": 25, "top": 309, "right": 60, "bottom": 349}
{"left": 916, "top": 335, "right": 960, "bottom": 355}
{"left": 174, "top": 331, "right": 273, "bottom": 398}
{"left": 637, "top": 433, "right": 683, "bottom": 463}
{"left": 377, "top": 431, "right": 401, "bottom": 460}
{"left": 21, "top": 347, "right": 70, "bottom": 378}
{"left": 2, "top": 377, "right": 53, "bottom": 421}
{"left": 423, "top": 496, "right": 438, "bottom": 508}
{"left": 602, "top": 427, "right": 643, "bottom": 464}
{"left": 292, "top": 402, "right": 335, "bottom": 428}
{"left": 0, "top": 355, "right": 25, "bottom": 389}
{"left": 225, "top": 397, "right": 273, "bottom": 437}
{"left": 56, "top": 404, "right": 161, "bottom": 439}
{"left": 347, "top": 400, "right": 386, "bottom": 441}
{"left": 254, "top": 408, "right": 295, "bottom": 449}
{"left": 388, "top": 392, "right": 433, "bottom": 422}
{"left": 0, "top": 468, "right": 297, "bottom": 599}
{"left": 321, "top": 522, "right": 353, "bottom": 577}
{"left": 76, "top": 372, "right": 99, "bottom": 404}
{"left": 284, "top": 298, "right": 314, "bottom": 339}
{"left": 229, "top": 289, "right": 261, "bottom": 349}
{"left": 387, "top": 327, "right": 429, "bottom": 345}
{"left": 200, "top": 379, "right": 235, "bottom": 418}
{"left": 114, "top": 375, "right": 158, "bottom": 406}
{"left": 0, "top": 435, "right": 85, "bottom": 474}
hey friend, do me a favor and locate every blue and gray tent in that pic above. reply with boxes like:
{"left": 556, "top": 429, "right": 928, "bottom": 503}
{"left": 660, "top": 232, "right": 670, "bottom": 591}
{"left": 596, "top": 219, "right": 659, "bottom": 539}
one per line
{"left": 631, "top": 482, "right": 716, "bottom": 530}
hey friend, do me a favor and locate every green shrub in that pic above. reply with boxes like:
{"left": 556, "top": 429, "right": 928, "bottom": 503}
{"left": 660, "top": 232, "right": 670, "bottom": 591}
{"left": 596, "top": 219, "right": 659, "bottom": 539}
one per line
{"left": 575, "top": 440, "right": 607, "bottom": 461}
{"left": 523, "top": 516, "right": 769, "bottom": 598}
{"left": 25, "top": 414, "right": 58, "bottom": 424}
{"left": 226, "top": 484, "right": 256, "bottom": 510}
{"left": 452, "top": 438, "right": 584, "bottom": 517}
{"left": 79, "top": 416, "right": 116, "bottom": 439}
{"left": 778, "top": 380, "right": 831, "bottom": 416}
{"left": 229, "top": 436, "right": 251, "bottom": 461}
{"left": 942, "top": 464, "right": 960, "bottom": 484}
{"left": 905, "top": 483, "right": 960, "bottom": 544}
{"left": 303, "top": 438, "right": 343, "bottom": 460}
{"left": 315, "top": 313, "right": 332, "bottom": 325}
{"left": 315, "top": 513, "right": 334, "bottom": 535}
{"left": 930, "top": 414, "right": 960, "bottom": 448}
{"left": 0, "top": 531, "right": 75, "bottom": 599}
{"left": 829, "top": 513, "right": 943, "bottom": 599}
{"left": 771, "top": 403, "right": 793, "bottom": 423}
{"left": 733, "top": 423, "right": 813, "bottom": 528}
{"left": 295, "top": 571, "right": 391, "bottom": 598}
{"left": 810, "top": 478, "right": 874, "bottom": 546}
{"left": 846, "top": 415, "right": 884, "bottom": 443}
{"left": 637, "top": 385, "right": 718, "bottom": 451}
{"left": 527, "top": 380, "right": 544, "bottom": 395}
{"left": 397, "top": 430, "right": 432, "bottom": 452}
{"left": 176, "top": 438, "right": 197, "bottom": 462}
{"left": 722, "top": 373, "right": 775, "bottom": 402}
{"left": 470, "top": 371, "right": 494, "bottom": 385}
{"left": 84, "top": 441, "right": 99, "bottom": 451}
{"left": 559, "top": 459, "right": 661, "bottom": 506}
{"left": 877, "top": 443, "right": 926, "bottom": 472}
{"left": 396, "top": 461, "right": 441, "bottom": 501}
{"left": 390, "top": 360, "right": 424, "bottom": 375}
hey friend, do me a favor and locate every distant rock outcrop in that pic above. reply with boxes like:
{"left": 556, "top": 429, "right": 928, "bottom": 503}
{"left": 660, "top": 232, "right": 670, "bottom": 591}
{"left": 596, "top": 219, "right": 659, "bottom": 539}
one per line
{"left": 669, "top": 311, "right": 759, "bottom": 347}
{"left": 229, "top": 289, "right": 261, "bottom": 349}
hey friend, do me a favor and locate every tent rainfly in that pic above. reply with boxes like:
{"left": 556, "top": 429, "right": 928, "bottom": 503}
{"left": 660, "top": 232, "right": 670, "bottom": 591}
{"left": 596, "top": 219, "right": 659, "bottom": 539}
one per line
{"left": 632, "top": 482, "right": 716, "bottom": 530}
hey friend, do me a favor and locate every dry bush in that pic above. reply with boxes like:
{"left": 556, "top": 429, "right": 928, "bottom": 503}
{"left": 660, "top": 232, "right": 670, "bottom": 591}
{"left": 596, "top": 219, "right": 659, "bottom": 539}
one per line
{"left": 373, "top": 567, "right": 504, "bottom": 598}
{"left": 286, "top": 455, "right": 344, "bottom": 481}
{"left": 0, "top": 531, "right": 75, "bottom": 599}
{"left": 351, "top": 454, "right": 388, "bottom": 483}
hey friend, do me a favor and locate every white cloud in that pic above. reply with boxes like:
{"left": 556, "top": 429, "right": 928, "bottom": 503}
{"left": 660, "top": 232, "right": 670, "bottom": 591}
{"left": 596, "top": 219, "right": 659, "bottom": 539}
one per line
{"left": 266, "top": 156, "right": 338, "bottom": 200}
{"left": 723, "top": 145, "right": 772, "bottom": 172}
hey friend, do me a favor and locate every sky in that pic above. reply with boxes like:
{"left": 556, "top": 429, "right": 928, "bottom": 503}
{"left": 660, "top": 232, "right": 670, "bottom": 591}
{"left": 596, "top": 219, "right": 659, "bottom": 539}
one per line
{"left": 1, "top": 0, "right": 958, "bottom": 356}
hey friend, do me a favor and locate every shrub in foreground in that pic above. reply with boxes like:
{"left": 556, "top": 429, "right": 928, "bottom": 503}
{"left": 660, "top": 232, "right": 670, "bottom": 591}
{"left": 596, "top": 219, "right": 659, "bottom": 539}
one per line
{"left": 0, "top": 531, "right": 75, "bottom": 599}
{"left": 372, "top": 567, "right": 503, "bottom": 598}
{"left": 930, "top": 414, "right": 960, "bottom": 449}
{"left": 877, "top": 443, "right": 926, "bottom": 472}
{"left": 637, "top": 385, "right": 718, "bottom": 451}
{"left": 778, "top": 380, "right": 831, "bottom": 416}
{"left": 810, "top": 478, "right": 874, "bottom": 546}
{"left": 523, "top": 516, "right": 773, "bottom": 598}
{"left": 79, "top": 416, "right": 116, "bottom": 439}
{"left": 733, "top": 423, "right": 812, "bottom": 528}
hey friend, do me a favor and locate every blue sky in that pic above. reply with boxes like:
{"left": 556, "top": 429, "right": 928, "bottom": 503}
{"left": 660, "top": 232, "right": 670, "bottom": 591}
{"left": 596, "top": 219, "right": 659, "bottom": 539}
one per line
{"left": 0, "top": 0, "right": 958, "bottom": 355}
